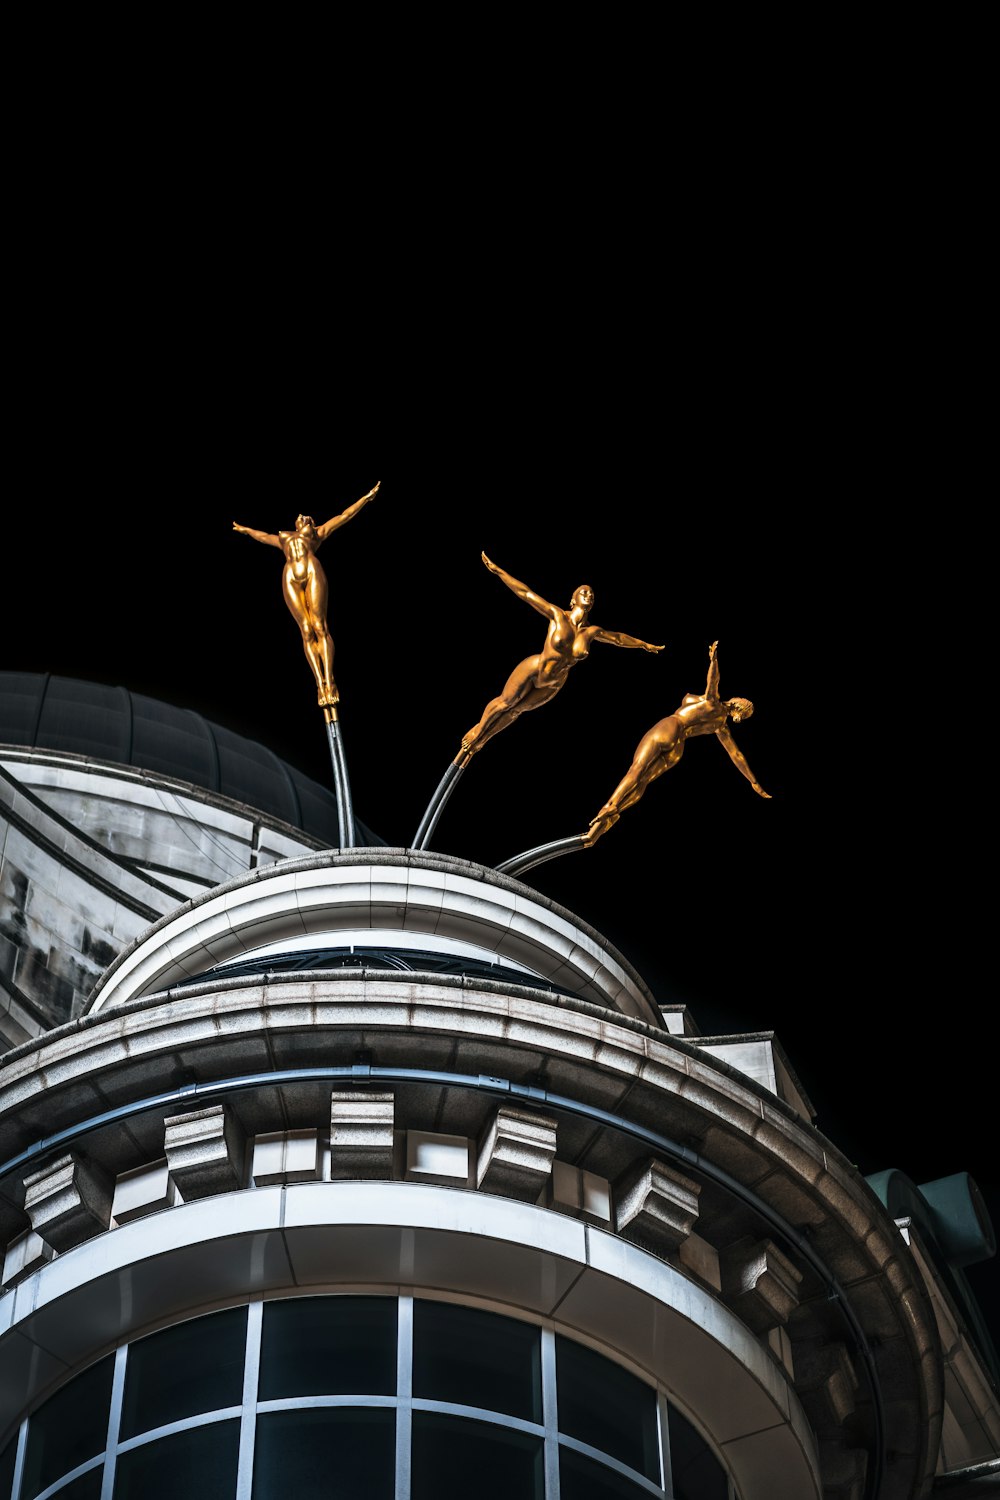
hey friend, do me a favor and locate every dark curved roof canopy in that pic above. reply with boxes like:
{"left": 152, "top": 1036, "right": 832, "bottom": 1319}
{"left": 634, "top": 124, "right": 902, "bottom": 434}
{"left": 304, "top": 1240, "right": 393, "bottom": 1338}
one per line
{"left": 0, "top": 672, "right": 385, "bottom": 849}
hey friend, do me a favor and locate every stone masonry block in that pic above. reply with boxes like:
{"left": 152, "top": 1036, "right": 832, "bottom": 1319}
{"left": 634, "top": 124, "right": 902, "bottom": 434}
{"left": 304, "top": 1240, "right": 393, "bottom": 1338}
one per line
{"left": 330, "top": 1091, "right": 395, "bottom": 1180}
{"left": 164, "top": 1104, "right": 247, "bottom": 1199}
{"left": 677, "top": 1232, "right": 722, "bottom": 1292}
{"left": 797, "top": 1341, "right": 860, "bottom": 1426}
{"left": 546, "top": 1161, "right": 612, "bottom": 1225}
{"left": 477, "top": 1106, "right": 557, "bottom": 1201}
{"left": 614, "top": 1157, "right": 701, "bottom": 1256}
{"left": 112, "top": 1160, "right": 177, "bottom": 1224}
{"left": 23, "top": 1153, "right": 113, "bottom": 1252}
{"left": 817, "top": 1442, "right": 867, "bottom": 1500}
{"left": 252, "top": 1130, "right": 320, "bottom": 1186}
{"left": 720, "top": 1235, "right": 804, "bottom": 1333}
{"left": 3, "top": 1229, "right": 52, "bottom": 1287}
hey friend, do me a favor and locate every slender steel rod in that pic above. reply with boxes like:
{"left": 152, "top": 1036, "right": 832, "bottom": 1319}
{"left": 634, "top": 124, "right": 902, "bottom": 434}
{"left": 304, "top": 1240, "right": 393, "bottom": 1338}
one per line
{"left": 412, "top": 761, "right": 465, "bottom": 850}
{"left": 333, "top": 720, "right": 356, "bottom": 848}
{"left": 495, "top": 833, "right": 589, "bottom": 877}
{"left": 324, "top": 715, "right": 356, "bottom": 850}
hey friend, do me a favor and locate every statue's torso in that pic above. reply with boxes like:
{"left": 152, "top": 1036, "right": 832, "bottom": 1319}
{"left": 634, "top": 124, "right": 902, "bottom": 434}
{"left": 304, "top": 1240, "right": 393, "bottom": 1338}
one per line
{"left": 677, "top": 693, "right": 725, "bottom": 735}
{"left": 280, "top": 530, "right": 318, "bottom": 580}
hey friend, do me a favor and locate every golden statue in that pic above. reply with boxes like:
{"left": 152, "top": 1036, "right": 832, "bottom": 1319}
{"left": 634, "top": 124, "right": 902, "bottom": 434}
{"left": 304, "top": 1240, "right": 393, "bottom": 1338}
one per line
{"left": 233, "top": 483, "right": 379, "bottom": 713}
{"left": 584, "top": 640, "right": 770, "bottom": 844}
{"left": 456, "top": 553, "right": 664, "bottom": 765}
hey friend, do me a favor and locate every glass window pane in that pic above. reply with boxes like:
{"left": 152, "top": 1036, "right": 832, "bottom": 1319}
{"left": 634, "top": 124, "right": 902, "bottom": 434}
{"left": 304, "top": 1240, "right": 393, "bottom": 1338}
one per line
{"left": 119, "top": 1307, "right": 247, "bottom": 1439}
{"left": 112, "top": 1418, "right": 240, "bottom": 1500}
{"left": 22, "top": 1354, "right": 114, "bottom": 1499}
{"left": 252, "top": 1408, "right": 394, "bottom": 1500}
{"left": 412, "top": 1302, "right": 541, "bottom": 1422}
{"left": 259, "top": 1296, "right": 397, "bottom": 1400}
{"left": 560, "top": 1445, "right": 660, "bottom": 1499}
{"left": 44, "top": 1470, "right": 104, "bottom": 1500}
{"left": 556, "top": 1337, "right": 658, "bottom": 1482}
{"left": 411, "top": 1412, "right": 543, "bottom": 1500}
{"left": 0, "top": 1436, "right": 15, "bottom": 1499}
{"left": 667, "top": 1405, "right": 729, "bottom": 1500}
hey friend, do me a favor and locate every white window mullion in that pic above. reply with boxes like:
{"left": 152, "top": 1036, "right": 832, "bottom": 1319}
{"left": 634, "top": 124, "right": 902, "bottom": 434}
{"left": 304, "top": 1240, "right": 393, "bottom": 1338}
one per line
{"left": 656, "top": 1389, "right": 672, "bottom": 1497}
{"left": 9, "top": 1419, "right": 27, "bottom": 1500}
{"left": 540, "top": 1327, "right": 560, "bottom": 1499}
{"left": 395, "top": 1295, "right": 413, "bottom": 1500}
{"left": 236, "top": 1300, "right": 263, "bottom": 1500}
{"left": 100, "top": 1344, "right": 128, "bottom": 1500}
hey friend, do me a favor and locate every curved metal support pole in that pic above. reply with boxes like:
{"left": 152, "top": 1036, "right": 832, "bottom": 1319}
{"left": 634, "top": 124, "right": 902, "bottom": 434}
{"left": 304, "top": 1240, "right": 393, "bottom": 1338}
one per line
{"left": 495, "top": 833, "right": 589, "bottom": 877}
{"left": 412, "top": 760, "right": 466, "bottom": 850}
{"left": 324, "top": 711, "right": 356, "bottom": 849}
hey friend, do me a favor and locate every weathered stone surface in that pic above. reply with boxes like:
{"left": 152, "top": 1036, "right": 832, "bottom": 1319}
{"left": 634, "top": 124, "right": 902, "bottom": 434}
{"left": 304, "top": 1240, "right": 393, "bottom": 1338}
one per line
{"left": 796, "top": 1341, "right": 859, "bottom": 1425}
{"left": 330, "top": 1091, "right": 395, "bottom": 1180}
{"left": 614, "top": 1157, "right": 701, "bottom": 1255}
{"left": 23, "top": 1152, "right": 113, "bottom": 1251}
{"left": 164, "top": 1104, "right": 247, "bottom": 1198}
{"left": 477, "top": 1106, "right": 557, "bottom": 1200}
{"left": 721, "top": 1235, "right": 804, "bottom": 1333}
{"left": 817, "top": 1442, "right": 867, "bottom": 1500}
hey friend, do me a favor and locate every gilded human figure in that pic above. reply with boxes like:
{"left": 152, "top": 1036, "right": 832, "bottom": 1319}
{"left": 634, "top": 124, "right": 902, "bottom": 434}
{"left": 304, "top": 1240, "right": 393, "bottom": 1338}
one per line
{"left": 584, "top": 640, "right": 770, "bottom": 844}
{"left": 456, "top": 553, "right": 664, "bottom": 765}
{"left": 233, "top": 482, "right": 379, "bottom": 711}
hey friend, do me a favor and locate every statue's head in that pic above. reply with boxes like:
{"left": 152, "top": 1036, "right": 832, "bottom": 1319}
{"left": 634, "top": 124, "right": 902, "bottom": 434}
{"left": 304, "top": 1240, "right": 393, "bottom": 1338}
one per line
{"left": 296, "top": 515, "right": 316, "bottom": 532}
{"left": 571, "top": 584, "right": 595, "bottom": 611}
{"left": 726, "top": 697, "right": 754, "bottom": 723}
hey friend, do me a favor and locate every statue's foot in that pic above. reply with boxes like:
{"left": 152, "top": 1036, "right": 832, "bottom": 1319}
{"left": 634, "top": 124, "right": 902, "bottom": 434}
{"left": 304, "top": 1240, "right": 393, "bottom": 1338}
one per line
{"left": 586, "top": 809, "right": 618, "bottom": 843}
{"left": 318, "top": 687, "right": 340, "bottom": 709}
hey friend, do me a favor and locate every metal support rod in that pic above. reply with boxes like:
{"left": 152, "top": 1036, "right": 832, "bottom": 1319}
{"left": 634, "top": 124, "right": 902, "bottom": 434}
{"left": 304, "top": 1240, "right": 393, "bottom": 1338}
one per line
{"left": 412, "top": 760, "right": 466, "bottom": 850}
{"left": 324, "top": 713, "right": 356, "bottom": 850}
{"left": 495, "top": 833, "right": 590, "bottom": 878}
{"left": 333, "top": 722, "right": 356, "bottom": 849}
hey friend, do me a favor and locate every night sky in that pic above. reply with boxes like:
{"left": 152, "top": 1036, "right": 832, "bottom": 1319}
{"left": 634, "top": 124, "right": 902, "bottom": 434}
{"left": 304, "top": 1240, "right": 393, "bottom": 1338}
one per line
{"left": 2, "top": 446, "right": 994, "bottom": 1347}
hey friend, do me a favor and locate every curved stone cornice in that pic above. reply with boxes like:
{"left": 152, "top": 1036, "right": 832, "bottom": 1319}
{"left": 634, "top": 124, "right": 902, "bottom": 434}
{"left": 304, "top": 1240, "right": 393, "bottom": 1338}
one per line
{"left": 85, "top": 850, "right": 659, "bottom": 1024}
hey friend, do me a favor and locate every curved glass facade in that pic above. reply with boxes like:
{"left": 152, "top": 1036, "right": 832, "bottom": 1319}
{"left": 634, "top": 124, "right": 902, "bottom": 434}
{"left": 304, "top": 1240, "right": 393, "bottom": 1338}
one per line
{"left": 0, "top": 1298, "right": 738, "bottom": 1499}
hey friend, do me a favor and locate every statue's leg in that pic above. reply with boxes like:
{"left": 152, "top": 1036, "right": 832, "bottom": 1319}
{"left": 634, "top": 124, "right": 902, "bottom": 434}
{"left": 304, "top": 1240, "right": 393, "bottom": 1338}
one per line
{"left": 305, "top": 569, "right": 337, "bottom": 707}
{"left": 618, "top": 729, "right": 683, "bottom": 813}
{"left": 461, "top": 698, "right": 517, "bottom": 757}
{"left": 311, "top": 625, "right": 338, "bottom": 707}
{"left": 461, "top": 660, "right": 553, "bottom": 757}
{"left": 587, "top": 727, "right": 677, "bottom": 839}
{"left": 282, "top": 578, "right": 326, "bottom": 702}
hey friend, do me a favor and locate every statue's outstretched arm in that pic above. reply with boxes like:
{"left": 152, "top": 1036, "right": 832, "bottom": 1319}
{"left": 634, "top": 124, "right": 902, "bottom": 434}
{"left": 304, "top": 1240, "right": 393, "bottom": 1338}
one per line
{"left": 705, "top": 639, "right": 721, "bottom": 698}
{"left": 593, "top": 627, "right": 665, "bottom": 653}
{"left": 715, "top": 726, "right": 771, "bottom": 798}
{"left": 233, "top": 523, "right": 282, "bottom": 549}
{"left": 316, "top": 481, "right": 380, "bottom": 541}
{"left": 482, "top": 553, "right": 557, "bottom": 620}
